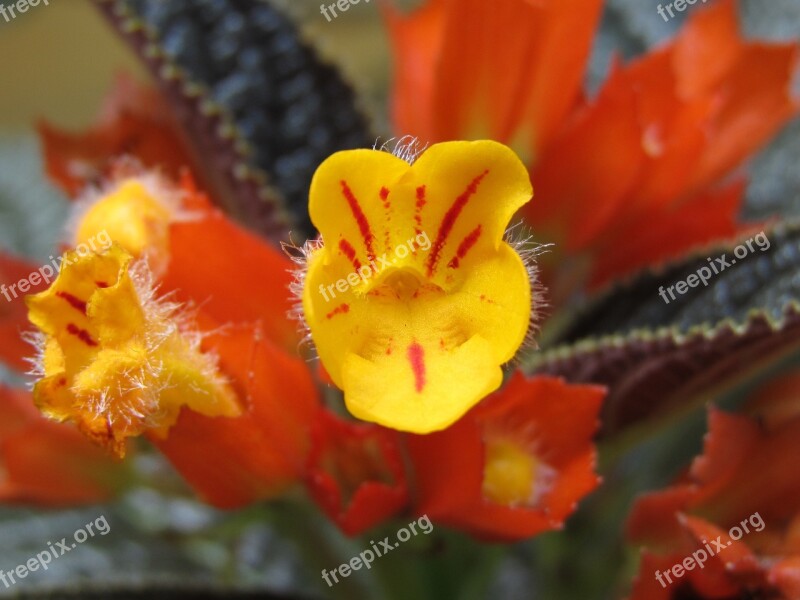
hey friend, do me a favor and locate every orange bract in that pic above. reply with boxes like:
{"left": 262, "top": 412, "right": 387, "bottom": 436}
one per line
{"left": 627, "top": 374, "right": 800, "bottom": 599}
{"left": 0, "top": 385, "right": 122, "bottom": 505}
{"left": 387, "top": 0, "right": 799, "bottom": 291}
{"left": 406, "top": 373, "right": 604, "bottom": 541}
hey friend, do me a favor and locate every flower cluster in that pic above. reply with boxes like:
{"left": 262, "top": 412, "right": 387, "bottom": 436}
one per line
{"left": 0, "top": 0, "right": 797, "bottom": 597}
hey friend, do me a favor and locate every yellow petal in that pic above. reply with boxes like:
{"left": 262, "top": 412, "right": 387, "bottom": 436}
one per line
{"left": 303, "top": 140, "right": 534, "bottom": 433}
{"left": 73, "top": 176, "right": 181, "bottom": 276}
{"left": 27, "top": 244, "right": 239, "bottom": 456}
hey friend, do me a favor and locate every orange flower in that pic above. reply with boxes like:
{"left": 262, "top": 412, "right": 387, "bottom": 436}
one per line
{"left": 23, "top": 167, "right": 320, "bottom": 507}
{"left": 305, "top": 409, "right": 408, "bottom": 536}
{"left": 627, "top": 374, "right": 800, "bottom": 599}
{"left": 0, "top": 385, "right": 124, "bottom": 505}
{"left": 385, "top": 0, "right": 603, "bottom": 162}
{"left": 386, "top": 0, "right": 799, "bottom": 290}
{"left": 406, "top": 373, "right": 604, "bottom": 541}
{"left": 155, "top": 322, "right": 319, "bottom": 508}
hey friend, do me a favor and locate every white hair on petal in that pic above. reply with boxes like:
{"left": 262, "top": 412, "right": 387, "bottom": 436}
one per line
{"left": 374, "top": 135, "right": 429, "bottom": 165}
{"left": 64, "top": 157, "right": 202, "bottom": 249}
{"left": 283, "top": 235, "right": 324, "bottom": 361}
{"left": 24, "top": 255, "right": 230, "bottom": 432}
{"left": 504, "top": 221, "right": 551, "bottom": 359}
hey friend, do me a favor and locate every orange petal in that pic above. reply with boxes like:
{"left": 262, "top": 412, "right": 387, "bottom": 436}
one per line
{"left": 0, "top": 385, "right": 124, "bottom": 505}
{"left": 687, "top": 44, "right": 800, "bottom": 194}
{"left": 163, "top": 174, "right": 299, "bottom": 351}
{"left": 407, "top": 373, "right": 604, "bottom": 541}
{"left": 385, "top": 0, "right": 603, "bottom": 160}
{"left": 152, "top": 322, "right": 320, "bottom": 508}
{"left": 588, "top": 182, "right": 744, "bottom": 288}
{"left": 0, "top": 252, "right": 52, "bottom": 372}
{"left": 528, "top": 64, "right": 646, "bottom": 253}
{"left": 305, "top": 409, "right": 408, "bottom": 536}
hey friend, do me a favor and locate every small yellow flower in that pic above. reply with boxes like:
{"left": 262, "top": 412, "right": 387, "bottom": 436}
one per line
{"left": 70, "top": 173, "right": 186, "bottom": 276}
{"left": 26, "top": 244, "right": 240, "bottom": 457}
{"left": 302, "top": 140, "right": 535, "bottom": 433}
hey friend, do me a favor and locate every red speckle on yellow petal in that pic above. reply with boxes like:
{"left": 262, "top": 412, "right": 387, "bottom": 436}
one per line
{"left": 56, "top": 291, "right": 88, "bottom": 314}
{"left": 66, "top": 323, "right": 98, "bottom": 347}
{"left": 325, "top": 304, "right": 350, "bottom": 320}
{"left": 426, "top": 170, "right": 489, "bottom": 277}
{"left": 338, "top": 239, "right": 362, "bottom": 272}
{"left": 407, "top": 342, "right": 426, "bottom": 393}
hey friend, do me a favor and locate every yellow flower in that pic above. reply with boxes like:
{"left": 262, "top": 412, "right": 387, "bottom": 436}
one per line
{"left": 71, "top": 172, "right": 184, "bottom": 276}
{"left": 26, "top": 244, "right": 240, "bottom": 457}
{"left": 301, "top": 140, "right": 535, "bottom": 433}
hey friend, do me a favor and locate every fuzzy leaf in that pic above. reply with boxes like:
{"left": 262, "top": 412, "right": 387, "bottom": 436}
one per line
{"left": 528, "top": 221, "right": 800, "bottom": 433}
{"left": 558, "top": 221, "right": 800, "bottom": 338}
{"left": 94, "top": 0, "right": 373, "bottom": 240}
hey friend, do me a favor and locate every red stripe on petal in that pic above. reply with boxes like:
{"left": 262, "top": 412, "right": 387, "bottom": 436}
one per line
{"left": 66, "top": 323, "right": 98, "bottom": 347}
{"left": 338, "top": 239, "right": 362, "bottom": 272}
{"left": 340, "top": 180, "right": 377, "bottom": 262}
{"left": 415, "top": 185, "right": 427, "bottom": 235}
{"left": 426, "top": 170, "right": 489, "bottom": 277}
{"left": 56, "top": 291, "right": 88, "bottom": 314}
{"left": 447, "top": 224, "right": 482, "bottom": 269}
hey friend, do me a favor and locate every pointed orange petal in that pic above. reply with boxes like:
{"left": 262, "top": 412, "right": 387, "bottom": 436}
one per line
{"left": 0, "top": 386, "right": 123, "bottom": 505}
{"left": 588, "top": 182, "right": 744, "bottom": 288}
{"left": 673, "top": 0, "right": 743, "bottom": 97}
{"left": 0, "top": 252, "right": 52, "bottom": 372}
{"left": 152, "top": 322, "right": 319, "bottom": 508}
{"left": 688, "top": 44, "right": 800, "bottom": 193}
{"left": 386, "top": 0, "right": 602, "bottom": 158}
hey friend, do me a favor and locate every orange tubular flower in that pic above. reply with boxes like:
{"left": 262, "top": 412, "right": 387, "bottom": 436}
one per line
{"left": 386, "top": 0, "right": 799, "bottom": 290}
{"left": 0, "top": 385, "right": 124, "bottom": 505}
{"left": 155, "top": 322, "right": 319, "bottom": 509}
{"left": 23, "top": 166, "right": 320, "bottom": 507}
{"left": 406, "top": 373, "right": 604, "bottom": 541}
{"left": 305, "top": 409, "right": 408, "bottom": 536}
{"left": 385, "top": 0, "right": 603, "bottom": 162}
{"left": 626, "top": 375, "right": 800, "bottom": 600}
